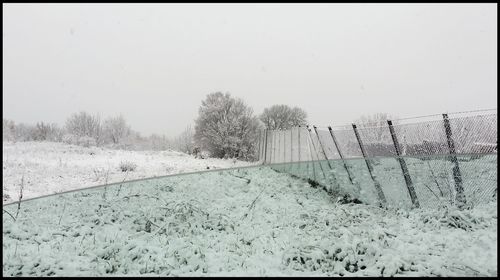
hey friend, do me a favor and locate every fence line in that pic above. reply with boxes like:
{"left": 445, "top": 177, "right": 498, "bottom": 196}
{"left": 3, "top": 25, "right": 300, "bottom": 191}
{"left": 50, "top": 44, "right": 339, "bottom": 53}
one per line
{"left": 258, "top": 110, "right": 497, "bottom": 209}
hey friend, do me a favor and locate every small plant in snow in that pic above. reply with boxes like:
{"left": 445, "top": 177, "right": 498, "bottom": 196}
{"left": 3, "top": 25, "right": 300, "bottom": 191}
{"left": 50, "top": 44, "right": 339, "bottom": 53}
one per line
{"left": 119, "top": 161, "right": 137, "bottom": 172}
{"left": 92, "top": 168, "right": 107, "bottom": 182}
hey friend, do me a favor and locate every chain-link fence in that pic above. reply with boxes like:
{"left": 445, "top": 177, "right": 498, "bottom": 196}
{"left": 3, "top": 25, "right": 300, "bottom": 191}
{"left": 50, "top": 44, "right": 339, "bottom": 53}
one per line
{"left": 258, "top": 110, "right": 497, "bottom": 209}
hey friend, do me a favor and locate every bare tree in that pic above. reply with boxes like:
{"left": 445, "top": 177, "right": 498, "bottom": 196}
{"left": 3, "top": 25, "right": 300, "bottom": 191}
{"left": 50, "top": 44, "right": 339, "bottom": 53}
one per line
{"left": 3, "top": 119, "right": 16, "bottom": 141}
{"left": 103, "top": 115, "right": 131, "bottom": 145}
{"left": 117, "top": 130, "right": 146, "bottom": 150}
{"left": 13, "top": 123, "right": 36, "bottom": 142}
{"left": 65, "top": 111, "right": 103, "bottom": 145}
{"left": 259, "top": 105, "right": 308, "bottom": 130}
{"left": 32, "top": 122, "right": 63, "bottom": 142}
{"left": 354, "top": 112, "right": 399, "bottom": 142}
{"left": 194, "top": 92, "right": 262, "bottom": 160}
{"left": 147, "top": 133, "right": 173, "bottom": 151}
{"left": 174, "top": 125, "right": 195, "bottom": 154}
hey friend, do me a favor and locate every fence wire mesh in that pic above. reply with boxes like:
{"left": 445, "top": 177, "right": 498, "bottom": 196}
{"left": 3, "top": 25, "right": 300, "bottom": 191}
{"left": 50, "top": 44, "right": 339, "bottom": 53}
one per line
{"left": 259, "top": 111, "right": 497, "bottom": 209}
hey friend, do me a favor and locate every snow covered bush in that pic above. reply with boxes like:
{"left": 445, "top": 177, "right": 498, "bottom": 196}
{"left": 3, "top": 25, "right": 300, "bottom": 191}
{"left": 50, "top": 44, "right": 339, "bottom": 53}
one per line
{"left": 62, "top": 133, "right": 78, "bottom": 145}
{"left": 102, "top": 115, "right": 131, "bottom": 145}
{"left": 194, "top": 92, "right": 262, "bottom": 161}
{"left": 77, "top": 136, "right": 97, "bottom": 147}
{"left": 3, "top": 118, "right": 16, "bottom": 141}
{"left": 65, "top": 111, "right": 103, "bottom": 146}
{"left": 144, "top": 133, "right": 174, "bottom": 151}
{"left": 173, "top": 126, "right": 195, "bottom": 154}
{"left": 119, "top": 161, "right": 137, "bottom": 172}
{"left": 12, "top": 123, "right": 36, "bottom": 141}
{"left": 32, "top": 122, "right": 63, "bottom": 142}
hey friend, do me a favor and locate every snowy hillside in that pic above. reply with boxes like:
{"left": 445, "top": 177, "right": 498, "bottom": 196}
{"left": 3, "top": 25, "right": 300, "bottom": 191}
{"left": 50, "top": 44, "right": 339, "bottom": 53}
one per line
{"left": 3, "top": 166, "right": 497, "bottom": 276}
{"left": 2, "top": 141, "right": 254, "bottom": 204}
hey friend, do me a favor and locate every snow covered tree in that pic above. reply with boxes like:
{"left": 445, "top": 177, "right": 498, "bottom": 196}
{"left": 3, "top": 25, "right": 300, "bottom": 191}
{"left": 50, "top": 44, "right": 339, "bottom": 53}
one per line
{"left": 32, "top": 122, "right": 63, "bottom": 142}
{"left": 103, "top": 115, "right": 131, "bottom": 145}
{"left": 354, "top": 112, "right": 398, "bottom": 142}
{"left": 147, "top": 133, "right": 173, "bottom": 151}
{"left": 3, "top": 119, "right": 16, "bottom": 141}
{"left": 65, "top": 111, "right": 103, "bottom": 146}
{"left": 174, "top": 125, "right": 195, "bottom": 154}
{"left": 194, "top": 92, "right": 262, "bottom": 160}
{"left": 259, "top": 105, "right": 308, "bottom": 130}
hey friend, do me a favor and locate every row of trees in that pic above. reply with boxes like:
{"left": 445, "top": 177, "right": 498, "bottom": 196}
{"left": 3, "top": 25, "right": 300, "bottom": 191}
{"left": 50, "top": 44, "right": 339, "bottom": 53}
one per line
{"left": 193, "top": 92, "right": 309, "bottom": 161}
{"left": 3, "top": 90, "right": 395, "bottom": 161}
{"left": 4, "top": 113, "right": 132, "bottom": 147}
{"left": 191, "top": 92, "right": 401, "bottom": 161}
{"left": 3, "top": 113, "right": 181, "bottom": 151}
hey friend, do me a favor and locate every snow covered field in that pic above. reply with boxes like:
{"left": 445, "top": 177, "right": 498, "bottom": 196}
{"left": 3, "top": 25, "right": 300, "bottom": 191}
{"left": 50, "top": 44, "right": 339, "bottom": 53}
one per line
{"left": 2, "top": 141, "right": 253, "bottom": 204}
{"left": 2, "top": 141, "right": 497, "bottom": 276}
{"left": 2, "top": 165, "right": 497, "bottom": 276}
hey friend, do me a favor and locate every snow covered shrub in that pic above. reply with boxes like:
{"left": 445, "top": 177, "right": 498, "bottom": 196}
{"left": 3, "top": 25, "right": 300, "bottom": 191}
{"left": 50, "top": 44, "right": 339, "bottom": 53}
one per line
{"left": 3, "top": 118, "right": 16, "bottom": 141}
{"left": 102, "top": 115, "right": 131, "bottom": 145}
{"left": 65, "top": 111, "right": 103, "bottom": 145}
{"left": 12, "top": 123, "right": 36, "bottom": 141}
{"left": 194, "top": 92, "right": 262, "bottom": 161}
{"left": 62, "top": 133, "right": 77, "bottom": 145}
{"left": 192, "top": 150, "right": 210, "bottom": 159}
{"left": 77, "top": 136, "right": 97, "bottom": 147}
{"left": 282, "top": 233, "right": 412, "bottom": 276}
{"left": 92, "top": 168, "right": 108, "bottom": 182}
{"left": 32, "top": 122, "right": 63, "bottom": 142}
{"left": 119, "top": 161, "right": 137, "bottom": 172}
{"left": 173, "top": 126, "right": 195, "bottom": 154}
{"left": 419, "top": 205, "right": 488, "bottom": 231}
{"left": 146, "top": 133, "right": 173, "bottom": 151}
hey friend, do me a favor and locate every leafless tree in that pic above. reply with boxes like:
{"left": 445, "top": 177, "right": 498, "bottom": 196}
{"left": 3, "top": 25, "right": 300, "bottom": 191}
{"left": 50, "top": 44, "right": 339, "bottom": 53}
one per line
{"left": 259, "top": 105, "right": 308, "bottom": 130}
{"left": 103, "top": 115, "right": 131, "bottom": 145}
{"left": 65, "top": 111, "right": 103, "bottom": 145}
{"left": 3, "top": 119, "right": 16, "bottom": 141}
{"left": 147, "top": 133, "right": 173, "bottom": 151}
{"left": 354, "top": 112, "right": 399, "bottom": 142}
{"left": 32, "top": 122, "right": 63, "bottom": 142}
{"left": 174, "top": 125, "right": 195, "bottom": 154}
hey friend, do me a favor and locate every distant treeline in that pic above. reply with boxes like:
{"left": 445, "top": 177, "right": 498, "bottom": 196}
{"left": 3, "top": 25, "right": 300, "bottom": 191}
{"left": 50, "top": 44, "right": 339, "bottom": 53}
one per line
{"left": 3, "top": 112, "right": 192, "bottom": 153}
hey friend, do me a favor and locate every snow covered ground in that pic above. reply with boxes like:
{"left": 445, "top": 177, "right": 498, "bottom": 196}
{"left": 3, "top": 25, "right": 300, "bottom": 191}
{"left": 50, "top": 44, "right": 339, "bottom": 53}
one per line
{"left": 2, "top": 141, "right": 497, "bottom": 276}
{"left": 3, "top": 166, "right": 497, "bottom": 276}
{"left": 2, "top": 141, "right": 254, "bottom": 204}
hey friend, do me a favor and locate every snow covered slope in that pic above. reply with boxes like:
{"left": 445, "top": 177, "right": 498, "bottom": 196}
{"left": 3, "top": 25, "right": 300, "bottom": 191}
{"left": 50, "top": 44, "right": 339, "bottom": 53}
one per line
{"left": 3, "top": 166, "right": 497, "bottom": 276}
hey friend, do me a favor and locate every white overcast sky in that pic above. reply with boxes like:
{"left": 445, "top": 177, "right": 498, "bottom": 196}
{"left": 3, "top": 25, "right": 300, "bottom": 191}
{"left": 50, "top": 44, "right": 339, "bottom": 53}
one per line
{"left": 3, "top": 3, "right": 497, "bottom": 136}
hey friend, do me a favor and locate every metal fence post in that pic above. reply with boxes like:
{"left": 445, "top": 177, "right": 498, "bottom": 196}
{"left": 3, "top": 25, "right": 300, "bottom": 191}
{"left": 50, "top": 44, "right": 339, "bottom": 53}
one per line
{"left": 314, "top": 126, "right": 339, "bottom": 190}
{"left": 313, "top": 126, "right": 332, "bottom": 168}
{"left": 352, "top": 124, "right": 387, "bottom": 205}
{"left": 263, "top": 129, "right": 268, "bottom": 165}
{"left": 282, "top": 130, "right": 286, "bottom": 163}
{"left": 307, "top": 126, "right": 328, "bottom": 183}
{"left": 328, "top": 126, "right": 355, "bottom": 185}
{"left": 257, "top": 130, "right": 262, "bottom": 163}
{"left": 304, "top": 126, "right": 317, "bottom": 181}
{"left": 270, "top": 130, "right": 274, "bottom": 164}
{"left": 388, "top": 120, "right": 420, "bottom": 208}
{"left": 298, "top": 126, "right": 301, "bottom": 162}
{"left": 287, "top": 128, "right": 293, "bottom": 173}
{"left": 278, "top": 130, "right": 282, "bottom": 163}
{"left": 273, "top": 130, "right": 277, "bottom": 164}
{"left": 442, "top": 113, "right": 466, "bottom": 208}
